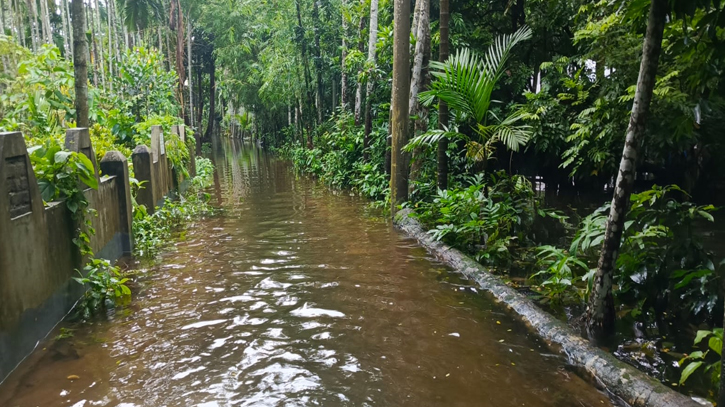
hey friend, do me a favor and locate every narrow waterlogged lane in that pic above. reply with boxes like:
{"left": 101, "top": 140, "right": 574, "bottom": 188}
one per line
{"left": 0, "top": 139, "right": 613, "bottom": 407}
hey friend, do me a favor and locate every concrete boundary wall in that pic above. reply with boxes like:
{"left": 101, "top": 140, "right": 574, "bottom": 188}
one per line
{"left": 0, "top": 125, "right": 195, "bottom": 383}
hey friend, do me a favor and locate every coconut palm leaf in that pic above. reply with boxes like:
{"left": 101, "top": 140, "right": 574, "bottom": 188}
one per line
{"left": 116, "top": 0, "right": 162, "bottom": 31}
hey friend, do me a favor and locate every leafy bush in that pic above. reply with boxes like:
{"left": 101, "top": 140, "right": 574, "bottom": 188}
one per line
{"left": 113, "top": 47, "right": 179, "bottom": 121}
{"left": 679, "top": 328, "right": 723, "bottom": 391}
{"left": 73, "top": 258, "right": 131, "bottom": 319}
{"left": 133, "top": 157, "right": 215, "bottom": 258}
{"left": 415, "top": 172, "right": 550, "bottom": 266}
{"left": 570, "top": 185, "right": 718, "bottom": 321}
{"left": 0, "top": 43, "right": 73, "bottom": 138}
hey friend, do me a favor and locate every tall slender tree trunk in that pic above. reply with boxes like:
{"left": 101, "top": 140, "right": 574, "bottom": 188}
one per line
{"left": 0, "top": 0, "right": 6, "bottom": 37}
{"left": 204, "top": 58, "right": 216, "bottom": 140}
{"left": 436, "top": 0, "right": 450, "bottom": 190}
{"left": 187, "top": 18, "right": 193, "bottom": 127}
{"left": 71, "top": 0, "right": 89, "bottom": 127}
{"left": 64, "top": 0, "right": 73, "bottom": 54}
{"left": 390, "top": 0, "right": 411, "bottom": 213}
{"left": 311, "top": 0, "right": 323, "bottom": 124}
{"left": 196, "top": 67, "right": 203, "bottom": 125}
{"left": 340, "top": 0, "right": 348, "bottom": 111}
{"left": 173, "top": 0, "right": 186, "bottom": 118}
{"left": 94, "top": 0, "right": 105, "bottom": 89}
{"left": 40, "top": 0, "right": 51, "bottom": 43}
{"left": 86, "top": 3, "right": 96, "bottom": 87}
{"left": 60, "top": 0, "right": 70, "bottom": 55}
{"left": 408, "top": 0, "right": 430, "bottom": 191}
{"left": 107, "top": 0, "right": 113, "bottom": 89}
{"left": 586, "top": 0, "right": 667, "bottom": 338}
{"left": 16, "top": 0, "right": 28, "bottom": 48}
{"left": 353, "top": 1, "right": 366, "bottom": 125}
{"left": 295, "top": 0, "right": 314, "bottom": 146}
{"left": 362, "top": 0, "right": 379, "bottom": 161}
{"left": 26, "top": 0, "right": 39, "bottom": 51}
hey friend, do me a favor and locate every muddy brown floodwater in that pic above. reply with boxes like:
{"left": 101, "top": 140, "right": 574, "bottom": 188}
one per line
{"left": 0, "top": 139, "right": 615, "bottom": 407}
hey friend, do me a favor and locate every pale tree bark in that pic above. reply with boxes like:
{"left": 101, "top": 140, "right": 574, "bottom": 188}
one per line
{"left": 187, "top": 18, "right": 193, "bottom": 127}
{"left": 61, "top": 0, "right": 71, "bottom": 55}
{"left": 340, "top": 0, "right": 348, "bottom": 111}
{"left": 390, "top": 0, "right": 411, "bottom": 213}
{"left": 586, "top": 0, "right": 667, "bottom": 338}
{"left": 94, "top": 0, "right": 105, "bottom": 89}
{"left": 26, "top": 0, "right": 39, "bottom": 51}
{"left": 71, "top": 0, "right": 89, "bottom": 127}
{"left": 106, "top": 0, "right": 113, "bottom": 88}
{"left": 311, "top": 0, "right": 323, "bottom": 123}
{"left": 40, "top": 0, "right": 51, "bottom": 43}
{"left": 436, "top": 0, "right": 450, "bottom": 190}
{"left": 87, "top": 0, "right": 98, "bottom": 87}
{"left": 16, "top": 0, "right": 28, "bottom": 47}
{"left": 353, "top": 0, "right": 366, "bottom": 125}
{"left": 409, "top": 0, "right": 421, "bottom": 58}
{"left": 408, "top": 0, "right": 430, "bottom": 191}
{"left": 362, "top": 0, "right": 379, "bottom": 161}
{"left": 66, "top": 0, "right": 74, "bottom": 54}
{"left": 0, "top": 0, "right": 6, "bottom": 37}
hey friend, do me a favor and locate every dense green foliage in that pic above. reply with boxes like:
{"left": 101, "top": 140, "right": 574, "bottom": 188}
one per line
{"left": 133, "top": 157, "right": 215, "bottom": 258}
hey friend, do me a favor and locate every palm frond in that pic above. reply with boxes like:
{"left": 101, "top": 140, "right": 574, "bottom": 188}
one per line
{"left": 403, "top": 129, "right": 466, "bottom": 152}
{"left": 421, "top": 26, "right": 533, "bottom": 126}
{"left": 477, "top": 110, "right": 532, "bottom": 152}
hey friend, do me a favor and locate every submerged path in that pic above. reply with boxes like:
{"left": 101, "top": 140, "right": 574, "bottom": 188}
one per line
{"left": 0, "top": 140, "right": 613, "bottom": 406}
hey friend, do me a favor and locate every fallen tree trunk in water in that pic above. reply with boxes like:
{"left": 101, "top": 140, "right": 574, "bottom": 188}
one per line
{"left": 394, "top": 208, "right": 703, "bottom": 407}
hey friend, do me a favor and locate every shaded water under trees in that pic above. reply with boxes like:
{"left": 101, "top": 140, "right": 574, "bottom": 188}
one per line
{"left": 0, "top": 139, "right": 613, "bottom": 406}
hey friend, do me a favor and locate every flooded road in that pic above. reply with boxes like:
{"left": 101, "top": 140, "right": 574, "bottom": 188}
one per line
{"left": 0, "top": 139, "right": 613, "bottom": 406}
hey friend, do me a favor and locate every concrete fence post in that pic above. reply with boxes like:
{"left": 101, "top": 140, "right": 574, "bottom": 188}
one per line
{"left": 100, "top": 151, "right": 133, "bottom": 254}
{"left": 132, "top": 145, "right": 155, "bottom": 214}
{"left": 0, "top": 131, "right": 49, "bottom": 364}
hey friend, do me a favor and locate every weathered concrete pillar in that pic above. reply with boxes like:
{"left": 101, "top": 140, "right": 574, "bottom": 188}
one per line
{"left": 0, "top": 131, "right": 51, "bottom": 379}
{"left": 100, "top": 151, "right": 133, "bottom": 254}
{"left": 132, "top": 145, "right": 155, "bottom": 214}
{"left": 65, "top": 128, "right": 99, "bottom": 184}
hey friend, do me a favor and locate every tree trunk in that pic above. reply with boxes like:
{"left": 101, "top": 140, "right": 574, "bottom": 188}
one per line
{"left": 94, "top": 0, "right": 105, "bottom": 89}
{"left": 436, "top": 0, "right": 450, "bottom": 191}
{"left": 353, "top": 2, "right": 366, "bottom": 125}
{"left": 64, "top": 0, "right": 73, "bottom": 55}
{"left": 204, "top": 58, "right": 216, "bottom": 141}
{"left": 107, "top": 0, "right": 113, "bottom": 89}
{"left": 340, "top": 0, "right": 348, "bottom": 111}
{"left": 40, "top": 0, "right": 52, "bottom": 43}
{"left": 0, "top": 0, "right": 5, "bottom": 37}
{"left": 311, "top": 0, "right": 323, "bottom": 124}
{"left": 390, "top": 0, "right": 411, "bottom": 213}
{"left": 172, "top": 0, "right": 186, "bottom": 119}
{"left": 196, "top": 67, "right": 203, "bottom": 125}
{"left": 187, "top": 18, "right": 193, "bottom": 127}
{"left": 86, "top": 4, "right": 96, "bottom": 87}
{"left": 407, "top": 0, "right": 429, "bottom": 191}
{"left": 362, "top": 0, "right": 379, "bottom": 161}
{"left": 26, "top": 0, "right": 39, "bottom": 51}
{"left": 71, "top": 0, "right": 89, "bottom": 127}
{"left": 586, "top": 0, "right": 667, "bottom": 338}
{"left": 295, "top": 0, "right": 314, "bottom": 144}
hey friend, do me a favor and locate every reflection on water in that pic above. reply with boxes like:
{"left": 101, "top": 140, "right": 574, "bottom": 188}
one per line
{"left": 0, "top": 139, "right": 613, "bottom": 406}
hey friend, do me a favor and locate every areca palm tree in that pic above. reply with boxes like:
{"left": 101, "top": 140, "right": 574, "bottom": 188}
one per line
{"left": 406, "top": 26, "right": 533, "bottom": 164}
